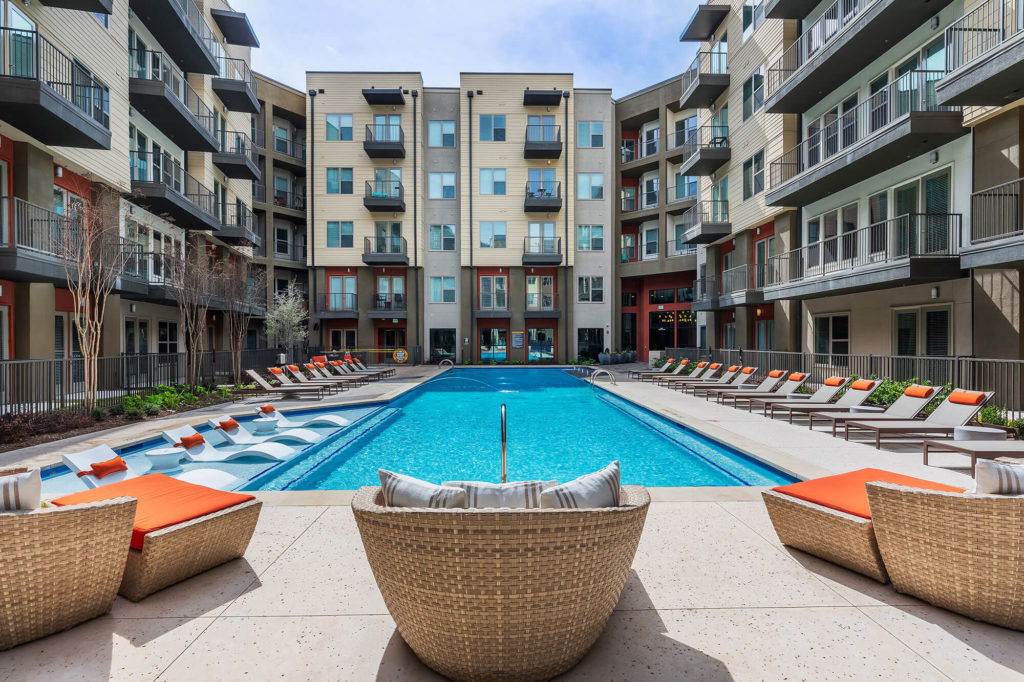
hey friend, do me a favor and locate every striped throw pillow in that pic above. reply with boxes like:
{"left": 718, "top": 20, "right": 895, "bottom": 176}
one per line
{"left": 0, "top": 468, "right": 41, "bottom": 511}
{"left": 443, "top": 480, "right": 558, "bottom": 509}
{"left": 378, "top": 470, "right": 467, "bottom": 508}
{"left": 974, "top": 459, "right": 1024, "bottom": 495}
{"left": 541, "top": 461, "right": 621, "bottom": 509}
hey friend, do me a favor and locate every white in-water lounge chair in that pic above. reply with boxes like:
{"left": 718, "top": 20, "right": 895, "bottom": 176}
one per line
{"left": 205, "top": 415, "right": 321, "bottom": 445}
{"left": 253, "top": 404, "right": 350, "bottom": 429}
{"left": 161, "top": 425, "right": 295, "bottom": 462}
{"left": 63, "top": 444, "right": 238, "bottom": 489}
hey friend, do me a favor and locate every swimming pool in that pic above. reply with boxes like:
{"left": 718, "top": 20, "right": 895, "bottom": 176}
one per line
{"left": 245, "top": 368, "right": 795, "bottom": 490}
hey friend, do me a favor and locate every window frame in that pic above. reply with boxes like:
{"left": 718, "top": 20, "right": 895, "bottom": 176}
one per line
{"left": 576, "top": 224, "right": 604, "bottom": 251}
{"left": 429, "top": 224, "right": 456, "bottom": 251}
{"left": 479, "top": 221, "right": 507, "bottom": 249}
{"left": 577, "top": 173, "right": 605, "bottom": 200}
{"left": 326, "top": 114, "right": 353, "bottom": 141}
{"left": 429, "top": 276, "right": 457, "bottom": 303}
{"left": 479, "top": 114, "right": 507, "bottom": 142}
{"left": 428, "top": 172, "right": 456, "bottom": 199}
{"left": 742, "top": 64, "right": 765, "bottom": 121}
{"left": 479, "top": 168, "right": 507, "bottom": 195}
{"left": 577, "top": 121, "right": 604, "bottom": 148}
{"left": 428, "top": 120, "right": 456, "bottom": 147}
{"left": 578, "top": 276, "right": 604, "bottom": 303}
{"left": 742, "top": 150, "right": 765, "bottom": 200}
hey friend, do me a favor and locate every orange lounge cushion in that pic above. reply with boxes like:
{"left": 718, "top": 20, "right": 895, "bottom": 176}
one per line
{"left": 772, "top": 468, "right": 964, "bottom": 520}
{"left": 665, "top": 358, "right": 676, "bottom": 364}
{"left": 949, "top": 390, "right": 986, "bottom": 406}
{"left": 329, "top": 361, "right": 340, "bottom": 366}
{"left": 768, "top": 370, "right": 785, "bottom": 378}
{"left": 269, "top": 367, "right": 283, "bottom": 375}
{"left": 287, "top": 365, "right": 300, "bottom": 371}
{"left": 850, "top": 379, "right": 876, "bottom": 391}
{"left": 741, "top": 367, "right": 756, "bottom": 374}
{"left": 696, "top": 362, "right": 708, "bottom": 368}
{"left": 727, "top": 365, "right": 740, "bottom": 372}
{"left": 904, "top": 385, "right": 934, "bottom": 399}
{"left": 789, "top": 373, "right": 807, "bottom": 381}
{"left": 76, "top": 456, "right": 128, "bottom": 480}
{"left": 311, "top": 355, "right": 327, "bottom": 363}
{"left": 54, "top": 474, "right": 255, "bottom": 550}
{"left": 315, "top": 362, "right": 327, "bottom": 368}
{"left": 216, "top": 419, "right": 239, "bottom": 431}
{"left": 175, "top": 434, "right": 205, "bottom": 450}
{"left": 709, "top": 363, "right": 722, "bottom": 370}
{"left": 259, "top": 404, "right": 275, "bottom": 414}
{"left": 824, "top": 377, "right": 845, "bottom": 386}
{"left": 680, "top": 360, "right": 689, "bottom": 366}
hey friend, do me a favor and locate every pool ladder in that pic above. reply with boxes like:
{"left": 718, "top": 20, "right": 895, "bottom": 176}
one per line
{"left": 439, "top": 359, "right": 454, "bottom": 369}
{"left": 589, "top": 369, "right": 617, "bottom": 385}
{"left": 500, "top": 403, "right": 507, "bottom": 483}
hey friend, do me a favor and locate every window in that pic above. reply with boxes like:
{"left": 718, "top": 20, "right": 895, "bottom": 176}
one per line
{"left": 429, "top": 224, "right": 456, "bottom": 251}
{"left": 326, "top": 168, "right": 352, "bottom": 194}
{"left": 894, "top": 306, "right": 952, "bottom": 357}
{"left": 814, "top": 314, "right": 850, "bottom": 362}
{"left": 742, "top": 0, "right": 764, "bottom": 40}
{"left": 430, "top": 329, "right": 457, "bottom": 362}
{"left": 429, "top": 276, "right": 457, "bottom": 303}
{"left": 429, "top": 172, "right": 456, "bottom": 199}
{"left": 527, "top": 328, "right": 554, "bottom": 363}
{"left": 722, "top": 323, "right": 737, "bottom": 349}
{"left": 326, "top": 114, "right": 353, "bottom": 141}
{"left": 577, "top": 173, "right": 604, "bottom": 200}
{"left": 577, "top": 121, "right": 604, "bottom": 148}
{"left": 742, "top": 150, "right": 765, "bottom": 200}
{"left": 577, "top": 328, "right": 604, "bottom": 361}
{"left": 577, "top": 225, "right": 604, "bottom": 251}
{"left": 326, "top": 220, "right": 353, "bottom": 248}
{"left": 428, "top": 120, "right": 455, "bottom": 147}
{"left": 649, "top": 289, "right": 674, "bottom": 304}
{"left": 479, "top": 222, "right": 506, "bottom": 248}
{"left": 479, "top": 276, "right": 508, "bottom": 309}
{"left": 643, "top": 226, "right": 659, "bottom": 260}
{"left": 479, "top": 168, "right": 506, "bottom": 195}
{"left": 578, "top": 276, "right": 604, "bottom": 303}
{"left": 622, "top": 291, "right": 637, "bottom": 307}
{"left": 479, "top": 114, "right": 506, "bottom": 142}
{"left": 275, "top": 227, "right": 290, "bottom": 255}
{"left": 274, "top": 126, "right": 289, "bottom": 153}
{"left": 158, "top": 321, "right": 178, "bottom": 354}
{"left": 742, "top": 65, "right": 765, "bottom": 120}
{"left": 92, "top": 12, "right": 109, "bottom": 28}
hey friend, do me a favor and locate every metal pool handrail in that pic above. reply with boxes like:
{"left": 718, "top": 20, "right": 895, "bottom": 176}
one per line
{"left": 590, "top": 369, "right": 617, "bottom": 385}
{"left": 500, "top": 403, "right": 507, "bottom": 483}
{"left": 438, "top": 359, "right": 454, "bottom": 369}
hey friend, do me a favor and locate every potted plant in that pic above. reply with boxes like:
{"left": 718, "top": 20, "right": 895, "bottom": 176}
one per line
{"left": 611, "top": 349, "right": 622, "bottom": 364}
{"left": 598, "top": 348, "right": 611, "bottom": 365}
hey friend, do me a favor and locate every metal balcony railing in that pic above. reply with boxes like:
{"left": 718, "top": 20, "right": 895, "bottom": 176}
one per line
{"left": 364, "top": 235, "right": 407, "bottom": 255}
{"left": 1, "top": 26, "right": 110, "bottom": 129}
{"left": 766, "top": 0, "right": 880, "bottom": 98}
{"left": 0, "top": 196, "right": 83, "bottom": 256}
{"left": 120, "top": 240, "right": 147, "bottom": 280}
{"left": 666, "top": 182, "right": 699, "bottom": 204}
{"left": 680, "top": 50, "right": 728, "bottom": 95}
{"left": 252, "top": 127, "right": 266, "bottom": 148}
{"left": 945, "top": 0, "right": 1024, "bottom": 73}
{"left": 525, "top": 291, "right": 558, "bottom": 312}
{"left": 273, "top": 243, "right": 307, "bottom": 262}
{"left": 764, "top": 213, "right": 962, "bottom": 288}
{"left": 364, "top": 180, "right": 403, "bottom": 200}
{"left": 620, "top": 242, "right": 638, "bottom": 263}
{"left": 621, "top": 135, "right": 660, "bottom": 163}
{"left": 721, "top": 263, "right": 766, "bottom": 295}
{"left": 666, "top": 238, "right": 698, "bottom": 259}
{"left": 621, "top": 189, "right": 660, "bottom": 212}
{"left": 217, "top": 56, "right": 257, "bottom": 93}
{"left": 220, "top": 201, "right": 255, "bottom": 230}
{"left": 272, "top": 188, "right": 305, "bottom": 211}
{"left": 317, "top": 292, "right": 357, "bottom": 313}
{"left": 678, "top": 125, "right": 729, "bottom": 164}
{"left": 129, "top": 150, "right": 216, "bottom": 218}
{"left": 253, "top": 182, "right": 266, "bottom": 203}
{"left": 525, "top": 180, "right": 561, "bottom": 200}
{"left": 371, "top": 293, "right": 406, "bottom": 312}
{"left": 768, "top": 70, "right": 957, "bottom": 191}
{"left": 219, "top": 130, "right": 258, "bottom": 164}
{"left": 171, "top": 0, "right": 219, "bottom": 59}
{"left": 694, "top": 276, "right": 719, "bottom": 302}
{"left": 273, "top": 135, "right": 305, "bottom": 160}
{"left": 523, "top": 236, "right": 561, "bottom": 254}
{"left": 364, "top": 123, "right": 404, "bottom": 144}
{"left": 971, "top": 176, "right": 1024, "bottom": 244}
{"left": 129, "top": 48, "right": 214, "bottom": 137}
{"left": 678, "top": 200, "right": 730, "bottom": 231}
{"left": 525, "top": 124, "right": 561, "bottom": 142}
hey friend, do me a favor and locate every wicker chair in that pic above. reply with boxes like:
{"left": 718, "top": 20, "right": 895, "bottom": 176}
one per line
{"left": 867, "top": 482, "right": 1024, "bottom": 631}
{"left": 0, "top": 497, "right": 137, "bottom": 651}
{"left": 352, "top": 485, "right": 651, "bottom": 682}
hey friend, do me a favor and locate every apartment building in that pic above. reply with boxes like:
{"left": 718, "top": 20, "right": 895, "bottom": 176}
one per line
{"left": 0, "top": 0, "right": 260, "bottom": 361}
{"left": 306, "top": 72, "right": 615, "bottom": 363}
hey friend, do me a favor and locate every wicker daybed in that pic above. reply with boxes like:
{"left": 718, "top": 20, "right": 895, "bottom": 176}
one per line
{"left": 867, "top": 482, "right": 1024, "bottom": 631}
{"left": 352, "top": 485, "right": 651, "bottom": 682}
{"left": 0, "top": 495, "right": 137, "bottom": 650}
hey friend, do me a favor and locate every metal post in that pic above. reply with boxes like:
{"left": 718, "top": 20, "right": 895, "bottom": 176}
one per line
{"left": 500, "top": 403, "right": 507, "bottom": 483}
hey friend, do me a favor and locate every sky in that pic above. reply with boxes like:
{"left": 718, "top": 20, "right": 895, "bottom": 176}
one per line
{"left": 236, "top": 0, "right": 700, "bottom": 99}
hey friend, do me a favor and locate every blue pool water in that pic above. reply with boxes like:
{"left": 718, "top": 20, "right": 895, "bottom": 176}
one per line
{"left": 246, "top": 368, "right": 795, "bottom": 490}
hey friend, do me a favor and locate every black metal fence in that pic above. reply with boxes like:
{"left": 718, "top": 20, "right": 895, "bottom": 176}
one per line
{"left": 664, "top": 347, "right": 1024, "bottom": 411}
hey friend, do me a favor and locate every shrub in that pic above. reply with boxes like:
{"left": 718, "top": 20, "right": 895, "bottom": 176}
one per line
{"left": 651, "top": 357, "right": 667, "bottom": 369}
{"left": 0, "top": 409, "right": 95, "bottom": 443}
{"left": 124, "top": 406, "right": 145, "bottom": 421}
{"left": 90, "top": 406, "right": 109, "bottom": 421}
{"left": 143, "top": 403, "right": 161, "bottom": 416}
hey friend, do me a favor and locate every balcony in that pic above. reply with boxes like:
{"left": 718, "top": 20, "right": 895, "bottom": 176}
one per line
{"left": 937, "top": 0, "right": 1024, "bottom": 106}
{"left": 676, "top": 125, "right": 730, "bottom": 176}
{"left": 210, "top": 8, "right": 260, "bottom": 47}
{"left": 764, "top": 0, "right": 957, "bottom": 114}
{"left": 522, "top": 237, "right": 563, "bottom": 266}
{"left": 129, "top": 151, "right": 220, "bottom": 231}
{"left": 679, "top": 1, "right": 730, "bottom": 41}
{"left": 215, "top": 202, "right": 259, "bottom": 246}
{"left": 765, "top": 70, "right": 966, "bottom": 207}
{"left": 690, "top": 276, "right": 720, "bottom": 311}
{"left": 38, "top": 0, "right": 113, "bottom": 11}
{"left": 316, "top": 293, "right": 358, "bottom": 319}
{"left": 362, "top": 88, "right": 405, "bottom": 105}
{"left": 524, "top": 125, "right": 562, "bottom": 159}
{"left": 666, "top": 238, "right": 699, "bottom": 269}
{"left": 762, "top": 214, "right": 963, "bottom": 301}
{"left": 620, "top": 190, "right": 661, "bottom": 225}
{"left": 619, "top": 136, "right": 660, "bottom": 177}
{"left": 0, "top": 196, "right": 82, "bottom": 285}
{"left": 362, "top": 236, "right": 409, "bottom": 266}
{"left": 524, "top": 181, "right": 562, "bottom": 212}
{"left": 961, "top": 177, "right": 1024, "bottom": 268}
{"left": 369, "top": 293, "right": 407, "bottom": 319}
{"left": 363, "top": 180, "right": 406, "bottom": 212}
{"left": 678, "top": 201, "right": 730, "bottom": 244}
{"left": 213, "top": 131, "right": 261, "bottom": 180}
{"left": 272, "top": 135, "right": 306, "bottom": 174}
{"left": 129, "top": 50, "right": 217, "bottom": 152}
{"left": 719, "top": 264, "right": 765, "bottom": 307}
{"left": 523, "top": 89, "right": 564, "bottom": 106}
{"left": 270, "top": 188, "right": 306, "bottom": 215}
{"left": 253, "top": 127, "right": 266, "bottom": 149}
{"left": 765, "top": 0, "right": 819, "bottom": 19}
{"left": 129, "top": 0, "right": 220, "bottom": 75}
{"left": 665, "top": 183, "right": 699, "bottom": 214}
{"left": 679, "top": 51, "right": 729, "bottom": 110}
{"left": 525, "top": 292, "right": 560, "bottom": 318}
{"left": 213, "top": 57, "right": 259, "bottom": 114}
{"left": 363, "top": 124, "right": 405, "bottom": 158}
{"left": 0, "top": 28, "right": 111, "bottom": 149}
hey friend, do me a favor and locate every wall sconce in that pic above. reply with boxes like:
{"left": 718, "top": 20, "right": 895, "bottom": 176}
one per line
{"left": 929, "top": 151, "right": 939, "bottom": 164}
{"left": 755, "top": 308, "right": 761, "bottom": 316}
{"left": 756, "top": 227, "right": 761, "bottom": 235}
{"left": 55, "top": 166, "right": 63, "bottom": 178}
{"left": 130, "top": 304, "right": 137, "bottom": 313}
{"left": 931, "top": 286, "right": 940, "bottom": 299}
{"left": 929, "top": 15, "right": 940, "bottom": 30}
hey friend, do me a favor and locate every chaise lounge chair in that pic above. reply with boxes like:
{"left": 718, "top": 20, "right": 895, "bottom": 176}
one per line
{"left": 655, "top": 362, "right": 726, "bottom": 388}
{"left": 649, "top": 360, "right": 711, "bottom": 384}
{"left": 746, "top": 376, "right": 851, "bottom": 415}
{"left": 161, "top": 425, "right": 295, "bottom": 462}
{"left": 844, "top": 389, "right": 994, "bottom": 448}
{"left": 629, "top": 358, "right": 681, "bottom": 380}
{"left": 280, "top": 365, "right": 347, "bottom": 393}
{"left": 307, "top": 362, "right": 370, "bottom": 386}
{"left": 349, "top": 356, "right": 395, "bottom": 377}
{"left": 719, "top": 372, "right": 809, "bottom": 408}
{"left": 253, "top": 404, "right": 351, "bottom": 428}
{"left": 339, "top": 361, "right": 387, "bottom": 381}
{"left": 768, "top": 379, "right": 880, "bottom": 422}
{"left": 703, "top": 369, "right": 786, "bottom": 401}
{"left": 246, "top": 369, "right": 329, "bottom": 400}
{"left": 685, "top": 366, "right": 758, "bottom": 396}
{"left": 807, "top": 384, "right": 937, "bottom": 436}
{"left": 63, "top": 445, "right": 237, "bottom": 490}
{"left": 205, "top": 416, "right": 321, "bottom": 445}
{"left": 635, "top": 360, "right": 688, "bottom": 382}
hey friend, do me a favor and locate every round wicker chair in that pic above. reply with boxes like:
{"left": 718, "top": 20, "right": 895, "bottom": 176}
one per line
{"left": 352, "top": 485, "right": 651, "bottom": 682}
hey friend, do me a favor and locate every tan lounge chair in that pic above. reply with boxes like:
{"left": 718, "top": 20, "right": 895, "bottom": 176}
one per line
{"left": 704, "top": 369, "right": 786, "bottom": 401}
{"left": 655, "top": 362, "right": 726, "bottom": 387}
{"left": 719, "top": 373, "right": 810, "bottom": 408}
{"left": 629, "top": 358, "right": 681, "bottom": 380}
{"left": 685, "top": 366, "right": 758, "bottom": 396}
{"left": 246, "top": 369, "right": 328, "bottom": 400}
{"left": 747, "top": 376, "right": 851, "bottom": 415}
{"left": 845, "top": 389, "right": 994, "bottom": 448}
{"left": 306, "top": 362, "right": 368, "bottom": 387}
{"left": 635, "top": 359, "right": 688, "bottom": 382}
{"left": 651, "top": 360, "right": 711, "bottom": 385}
{"left": 279, "top": 365, "right": 346, "bottom": 393}
{"left": 769, "top": 379, "right": 881, "bottom": 422}
{"left": 807, "top": 383, "right": 937, "bottom": 436}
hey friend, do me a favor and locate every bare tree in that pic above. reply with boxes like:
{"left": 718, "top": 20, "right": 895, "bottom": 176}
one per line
{"left": 264, "top": 280, "right": 308, "bottom": 353}
{"left": 58, "top": 185, "right": 132, "bottom": 410}
{"left": 220, "top": 257, "right": 266, "bottom": 384}
{"left": 165, "top": 238, "right": 221, "bottom": 387}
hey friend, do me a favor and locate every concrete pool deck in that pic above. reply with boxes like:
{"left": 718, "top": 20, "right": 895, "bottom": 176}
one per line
{"left": 1, "top": 364, "right": 1020, "bottom": 680}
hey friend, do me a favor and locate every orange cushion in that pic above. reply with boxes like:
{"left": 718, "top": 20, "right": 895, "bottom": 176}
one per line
{"left": 727, "top": 365, "right": 740, "bottom": 372}
{"left": 259, "top": 404, "right": 275, "bottom": 414}
{"left": 304, "top": 364, "right": 316, "bottom": 370}
{"left": 680, "top": 360, "right": 689, "bottom": 366}
{"left": 696, "top": 362, "right": 708, "bottom": 368}
{"left": 287, "top": 365, "right": 300, "bottom": 371}
{"left": 741, "top": 367, "right": 755, "bottom": 374}
{"left": 768, "top": 370, "right": 785, "bottom": 378}
{"left": 216, "top": 419, "right": 239, "bottom": 431}
{"left": 53, "top": 474, "right": 255, "bottom": 550}
{"left": 824, "top": 377, "right": 845, "bottom": 387}
{"left": 311, "top": 356, "right": 326, "bottom": 363}
{"left": 174, "top": 434, "right": 205, "bottom": 450}
{"left": 329, "top": 361, "right": 340, "bottom": 366}
{"left": 344, "top": 354, "right": 352, "bottom": 361}
{"left": 666, "top": 358, "right": 676, "bottom": 364}
{"left": 904, "top": 385, "right": 934, "bottom": 399}
{"left": 772, "top": 468, "right": 964, "bottom": 519}
{"left": 949, "top": 390, "right": 986, "bottom": 406}
{"left": 789, "top": 373, "right": 807, "bottom": 381}
{"left": 709, "top": 363, "right": 722, "bottom": 370}
{"left": 269, "top": 367, "right": 283, "bottom": 375}
{"left": 315, "top": 362, "right": 326, "bottom": 368}
{"left": 76, "top": 455, "right": 128, "bottom": 480}
{"left": 850, "top": 380, "right": 875, "bottom": 391}
{"left": 354, "top": 358, "right": 361, "bottom": 363}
